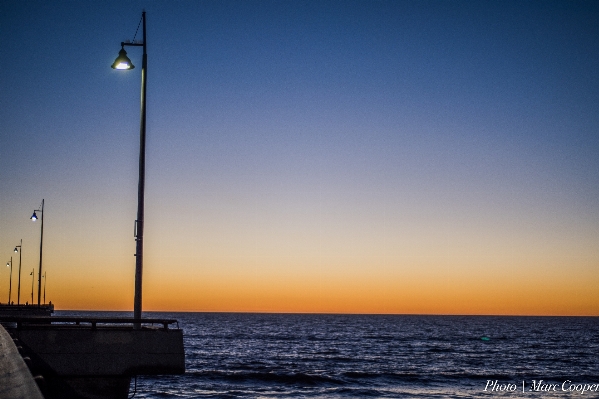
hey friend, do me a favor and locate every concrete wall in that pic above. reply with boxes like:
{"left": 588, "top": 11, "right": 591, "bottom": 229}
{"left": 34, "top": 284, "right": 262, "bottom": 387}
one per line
{"left": 9, "top": 325, "right": 184, "bottom": 399}
{"left": 0, "top": 324, "right": 44, "bottom": 399}
{"left": 12, "top": 326, "right": 184, "bottom": 376}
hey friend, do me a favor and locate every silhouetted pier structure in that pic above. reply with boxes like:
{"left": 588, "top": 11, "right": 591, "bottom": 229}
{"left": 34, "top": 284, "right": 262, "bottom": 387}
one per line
{"left": 0, "top": 303, "right": 54, "bottom": 318}
{"left": 0, "top": 315, "right": 185, "bottom": 399}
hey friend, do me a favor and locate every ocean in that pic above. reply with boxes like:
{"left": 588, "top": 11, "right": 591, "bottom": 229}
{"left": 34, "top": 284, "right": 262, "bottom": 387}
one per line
{"left": 57, "top": 312, "right": 599, "bottom": 398}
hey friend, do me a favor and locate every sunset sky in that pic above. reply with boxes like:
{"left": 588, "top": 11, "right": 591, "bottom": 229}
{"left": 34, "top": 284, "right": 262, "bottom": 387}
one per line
{"left": 1, "top": 0, "right": 598, "bottom": 315}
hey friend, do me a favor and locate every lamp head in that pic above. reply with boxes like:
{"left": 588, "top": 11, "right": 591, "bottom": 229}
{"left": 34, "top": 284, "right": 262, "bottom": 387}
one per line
{"left": 6, "top": 262, "right": 9, "bottom": 267}
{"left": 31, "top": 211, "right": 37, "bottom": 221}
{"left": 111, "top": 47, "right": 135, "bottom": 70}
{"left": 14, "top": 247, "right": 18, "bottom": 253}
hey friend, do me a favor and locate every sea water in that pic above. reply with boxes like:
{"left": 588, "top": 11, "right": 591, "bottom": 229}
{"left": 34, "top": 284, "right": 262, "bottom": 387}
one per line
{"left": 57, "top": 312, "right": 599, "bottom": 398}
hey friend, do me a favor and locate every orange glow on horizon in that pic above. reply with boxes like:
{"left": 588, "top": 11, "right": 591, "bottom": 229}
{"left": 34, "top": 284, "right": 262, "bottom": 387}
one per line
{"left": 44, "top": 256, "right": 599, "bottom": 317}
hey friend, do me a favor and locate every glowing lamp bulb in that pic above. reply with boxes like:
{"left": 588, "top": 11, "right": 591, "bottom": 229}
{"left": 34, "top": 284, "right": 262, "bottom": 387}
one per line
{"left": 111, "top": 47, "right": 135, "bottom": 70}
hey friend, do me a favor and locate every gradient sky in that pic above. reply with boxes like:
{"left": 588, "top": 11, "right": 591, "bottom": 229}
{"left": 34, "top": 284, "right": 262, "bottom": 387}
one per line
{"left": 1, "top": 0, "right": 598, "bottom": 315}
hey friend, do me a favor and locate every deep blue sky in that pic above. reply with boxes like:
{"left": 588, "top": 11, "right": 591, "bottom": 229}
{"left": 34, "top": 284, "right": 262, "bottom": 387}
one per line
{"left": 1, "top": 1, "right": 598, "bottom": 313}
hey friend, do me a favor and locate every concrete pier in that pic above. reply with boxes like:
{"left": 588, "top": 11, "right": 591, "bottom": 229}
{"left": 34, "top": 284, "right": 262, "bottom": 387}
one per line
{"left": 0, "top": 324, "right": 44, "bottom": 399}
{"left": 3, "top": 316, "right": 185, "bottom": 399}
{"left": 0, "top": 304, "right": 54, "bottom": 318}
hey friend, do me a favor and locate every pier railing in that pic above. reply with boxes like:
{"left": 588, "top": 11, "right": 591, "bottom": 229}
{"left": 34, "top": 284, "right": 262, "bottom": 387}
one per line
{"left": 0, "top": 316, "right": 179, "bottom": 330}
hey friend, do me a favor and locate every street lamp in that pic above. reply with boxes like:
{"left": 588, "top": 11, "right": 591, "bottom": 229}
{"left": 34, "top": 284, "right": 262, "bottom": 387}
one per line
{"left": 14, "top": 239, "right": 22, "bottom": 305}
{"left": 112, "top": 11, "right": 147, "bottom": 325}
{"left": 5, "top": 258, "right": 12, "bottom": 304}
{"left": 31, "top": 199, "right": 44, "bottom": 306}
{"left": 29, "top": 269, "right": 34, "bottom": 305}
{"left": 111, "top": 46, "right": 135, "bottom": 70}
{"left": 42, "top": 272, "right": 47, "bottom": 304}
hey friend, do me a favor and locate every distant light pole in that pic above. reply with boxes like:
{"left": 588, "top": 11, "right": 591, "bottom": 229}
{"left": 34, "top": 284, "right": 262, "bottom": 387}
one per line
{"left": 111, "top": 11, "right": 147, "bottom": 326}
{"left": 29, "top": 269, "right": 34, "bottom": 305}
{"left": 42, "top": 272, "right": 47, "bottom": 304}
{"left": 14, "top": 240, "right": 22, "bottom": 305}
{"left": 31, "top": 199, "right": 44, "bottom": 306}
{"left": 5, "top": 258, "right": 12, "bottom": 304}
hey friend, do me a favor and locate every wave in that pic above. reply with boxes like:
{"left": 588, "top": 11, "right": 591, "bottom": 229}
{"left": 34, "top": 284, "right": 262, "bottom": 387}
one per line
{"left": 181, "top": 369, "right": 555, "bottom": 388}
{"left": 185, "top": 370, "right": 345, "bottom": 385}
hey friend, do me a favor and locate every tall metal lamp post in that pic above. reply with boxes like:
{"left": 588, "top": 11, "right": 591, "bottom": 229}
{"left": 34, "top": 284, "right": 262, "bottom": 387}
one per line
{"left": 31, "top": 199, "right": 44, "bottom": 306}
{"left": 5, "top": 258, "right": 12, "bottom": 304}
{"left": 14, "top": 240, "right": 22, "bottom": 305}
{"left": 42, "top": 272, "right": 47, "bottom": 304}
{"left": 111, "top": 11, "right": 147, "bottom": 325}
{"left": 30, "top": 269, "right": 34, "bottom": 305}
